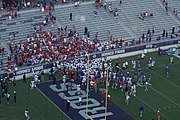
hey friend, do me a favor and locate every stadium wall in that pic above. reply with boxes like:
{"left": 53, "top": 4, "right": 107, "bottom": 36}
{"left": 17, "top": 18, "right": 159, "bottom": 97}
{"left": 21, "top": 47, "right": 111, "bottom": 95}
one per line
{"left": 105, "top": 44, "right": 178, "bottom": 60}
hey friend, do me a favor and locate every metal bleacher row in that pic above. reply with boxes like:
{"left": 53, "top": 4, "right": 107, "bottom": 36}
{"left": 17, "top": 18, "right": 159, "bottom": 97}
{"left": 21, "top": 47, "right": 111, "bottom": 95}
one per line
{"left": 53, "top": 0, "right": 180, "bottom": 40}
{"left": 111, "top": 0, "right": 180, "bottom": 34}
{"left": 0, "top": 0, "right": 179, "bottom": 73}
{"left": 53, "top": 2, "right": 132, "bottom": 41}
{"left": 0, "top": 8, "right": 59, "bottom": 73}
{"left": 167, "top": 0, "right": 180, "bottom": 12}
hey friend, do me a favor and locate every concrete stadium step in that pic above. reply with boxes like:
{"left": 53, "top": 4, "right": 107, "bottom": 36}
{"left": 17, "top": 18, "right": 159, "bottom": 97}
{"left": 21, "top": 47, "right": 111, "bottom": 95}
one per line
{"left": 53, "top": 2, "right": 131, "bottom": 40}
{"left": 109, "top": 0, "right": 180, "bottom": 36}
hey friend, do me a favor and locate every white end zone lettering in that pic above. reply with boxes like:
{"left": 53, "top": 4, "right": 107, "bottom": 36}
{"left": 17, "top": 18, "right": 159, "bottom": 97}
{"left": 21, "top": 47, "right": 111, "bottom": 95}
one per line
{"left": 50, "top": 83, "right": 114, "bottom": 119}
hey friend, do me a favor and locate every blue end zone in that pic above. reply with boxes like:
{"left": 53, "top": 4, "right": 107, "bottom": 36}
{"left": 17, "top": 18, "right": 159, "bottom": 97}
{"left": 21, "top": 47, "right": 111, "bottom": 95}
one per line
{"left": 37, "top": 81, "right": 133, "bottom": 120}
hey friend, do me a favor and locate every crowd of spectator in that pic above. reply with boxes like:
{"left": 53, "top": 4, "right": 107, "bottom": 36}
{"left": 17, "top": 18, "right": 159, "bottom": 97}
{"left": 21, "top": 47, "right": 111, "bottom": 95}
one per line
{"left": 4, "top": 24, "right": 179, "bottom": 73}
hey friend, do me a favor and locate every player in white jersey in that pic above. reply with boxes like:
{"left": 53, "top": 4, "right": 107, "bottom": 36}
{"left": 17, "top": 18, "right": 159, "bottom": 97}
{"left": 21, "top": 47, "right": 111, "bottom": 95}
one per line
{"left": 25, "top": 109, "right": 30, "bottom": 120}
{"left": 63, "top": 75, "right": 66, "bottom": 84}
{"left": 77, "top": 85, "right": 81, "bottom": 95}
{"left": 133, "top": 85, "right": 136, "bottom": 97}
{"left": 125, "top": 94, "right": 130, "bottom": 105}
{"left": 144, "top": 82, "right": 148, "bottom": 91}
{"left": 130, "top": 85, "right": 134, "bottom": 96}
{"left": 82, "top": 75, "right": 86, "bottom": 85}
{"left": 79, "top": 96, "right": 82, "bottom": 105}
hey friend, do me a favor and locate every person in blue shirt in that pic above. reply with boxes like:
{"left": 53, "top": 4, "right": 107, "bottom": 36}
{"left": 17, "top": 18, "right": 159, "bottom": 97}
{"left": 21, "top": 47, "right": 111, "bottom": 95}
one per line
{"left": 101, "top": 82, "right": 105, "bottom": 90}
{"left": 42, "top": 0, "right": 45, "bottom": 3}
{"left": 93, "top": 10, "right": 97, "bottom": 17}
{"left": 124, "top": 79, "right": 128, "bottom": 86}
{"left": 119, "top": 76, "right": 124, "bottom": 83}
{"left": 138, "top": 59, "right": 142, "bottom": 68}
{"left": 134, "top": 72, "right": 138, "bottom": 80}
{"left": 139, "top": 105, "right": 144, "bottom": 117}
{"left": 143, "top": 76, "right": 147, "bottom": 85}
{"left": 0, "top": 75, "right": 4, "bottom": 80}
{"left": 13, "top": 77, "right": 16, "bottom": 86}
{"left": 165, "top": 65, "right": 170, "bottom": 77}
{"left": 119, "top": 71, "right": 123, "bottom": 78}
{"left": 148, "top": 73, "right": 152, "bottom": 85}
{"left": 127, "top": 72, "right": 130, "bottom": 78}
{"left": 48, "top": 71, "right": 52, "bottom": 80}
{"left": 138, "top": 71, "right": 144, "bottom": 84}
{"left": 148, "top": 61, "right": 152, "bottom": 69}
{"left": 132, "top": 78, "right": 137, "bottom": 85}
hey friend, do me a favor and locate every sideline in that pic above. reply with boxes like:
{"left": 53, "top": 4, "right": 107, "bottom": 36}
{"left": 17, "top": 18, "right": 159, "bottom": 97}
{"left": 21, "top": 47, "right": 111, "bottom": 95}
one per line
{"left": 36, "top": 87, "right": 72, "bottom": 120}
{"left": 17, "top": 88, "right": 47, "bottom": 120}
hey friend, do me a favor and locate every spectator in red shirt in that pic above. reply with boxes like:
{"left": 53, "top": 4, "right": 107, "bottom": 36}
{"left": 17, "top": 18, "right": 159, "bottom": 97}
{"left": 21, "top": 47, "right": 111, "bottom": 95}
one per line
{"left": 101, "top": 90, "right": 105, "bottom": 103}
{"left": 11, "top": 3, "right": 15, "bottom": 9}
{"left": 157, "top": 111, "right": 161, "bottom": 120}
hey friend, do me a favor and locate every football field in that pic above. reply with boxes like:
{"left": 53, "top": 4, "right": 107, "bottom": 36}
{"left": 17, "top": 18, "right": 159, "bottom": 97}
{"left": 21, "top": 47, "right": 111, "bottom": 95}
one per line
{"left": 0, "top": 52, "right": 180, "bottom": 120}
{"left": 110, "top": 52, "right": 180, "bottom": 120}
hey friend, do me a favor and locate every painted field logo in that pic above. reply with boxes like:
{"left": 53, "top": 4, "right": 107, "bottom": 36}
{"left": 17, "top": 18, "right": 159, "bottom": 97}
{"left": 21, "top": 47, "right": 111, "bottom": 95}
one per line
{"left": 37, "top": 81, "right": 133, "bottom": 120}
{"left": 49, "top": 83, "right": 113, "bottom": 119}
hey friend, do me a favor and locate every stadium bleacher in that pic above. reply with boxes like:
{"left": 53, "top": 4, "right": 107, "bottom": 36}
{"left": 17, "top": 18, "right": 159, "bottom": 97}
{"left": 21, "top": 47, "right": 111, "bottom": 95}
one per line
{"left": 0, "top": 0, "right": 179, "bottom": 74}
{"left": 53, "top": 2, "right": 132, "bottom": 40}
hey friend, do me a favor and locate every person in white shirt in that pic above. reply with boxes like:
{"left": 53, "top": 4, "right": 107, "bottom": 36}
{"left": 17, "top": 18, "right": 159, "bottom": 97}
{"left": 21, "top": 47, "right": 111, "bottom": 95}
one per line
{"left": 133, "top": 85, "right": 136, "bottom": 97}
{"left": 30, "top": 80, "right": 36, "bottom": 89}
{"left": 125, "top": 94, "right": 130, "bottom": 105}
{"left": 77, "top": 85, "right": 81, "bottom": 95}
{"left": 122, "top": 62, "right": 126, "bottom": 69}
{"left": 125, "top": 61, "right": 129, "bottom": 68}
{"left": 90, "top": 80, "right": 95, "bottom": 90}
{"left": 82, "top": 75, "right": 86, "bottom": 85}
{"left": 34, "top": 74, "right": 40, "bottom": 84}
{"left": 141, "top": 53, "right": 145, "bottom": 59}
{"left": 7, "top": 92, "right": 10, "bottom": 104}
{"left": 144, "top": 82, "right": 148, "bottom": 91}
{"left": 41, "top": 7, "right": 44, "bottom": 13}
{"left": 63, "top": 75, "right": 66, "bottom": 84}
{"left": 75, "top": 1, "right": 80, "bottom": 7}
{"left": 27, "top": 2, "right": 30, "bottom": 7}
{"left": 79, "top": 96, "right": 82, "bottom": 106}
{"left": 130, "top": 85, "right": 134, "bottom": 96}
{"left": 25, "top": 109, "right": 30, "bottom": 120}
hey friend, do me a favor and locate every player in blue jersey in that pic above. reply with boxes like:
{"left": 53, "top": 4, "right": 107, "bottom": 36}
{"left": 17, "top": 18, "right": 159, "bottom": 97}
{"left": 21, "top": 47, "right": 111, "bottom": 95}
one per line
{"left": 165, "top": 65, "right": 170, "bottom": 77}
{"left": 139, "top": 105, "right": 144, "bottom": 117}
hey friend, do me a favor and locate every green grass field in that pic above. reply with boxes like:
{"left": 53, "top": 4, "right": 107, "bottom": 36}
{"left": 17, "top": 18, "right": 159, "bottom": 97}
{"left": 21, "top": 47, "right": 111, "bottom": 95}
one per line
{"left": 0, "top": 52, "right": 180, "bottom": 120}
{"left": 110, "top": 52, "right": 180, "bottom": 120}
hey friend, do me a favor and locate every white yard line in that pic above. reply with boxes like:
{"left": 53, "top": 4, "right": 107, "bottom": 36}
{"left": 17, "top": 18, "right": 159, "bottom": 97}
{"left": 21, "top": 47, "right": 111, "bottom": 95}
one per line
{"left": 135, "top": 96, "right": 169, "bottom": 120}
{"left": 18, "top": 90, "right": 47, "bottom": 120}
{"left": 150, "top": 70, "right": 180, "bottom": 89}
{"left": 171, "top": 66, "right": 180, "bottom": 73}
{"left": 30, "top": 104, "right": 47, "bottom": 120}
{"left": 149, "top": 86, "right": 180, "bottom": 107}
